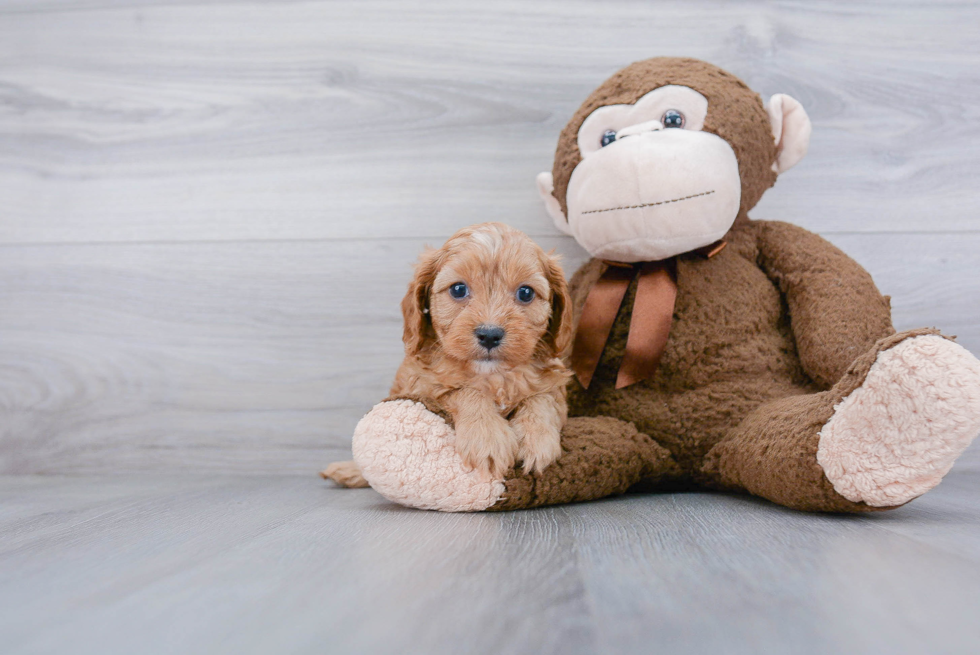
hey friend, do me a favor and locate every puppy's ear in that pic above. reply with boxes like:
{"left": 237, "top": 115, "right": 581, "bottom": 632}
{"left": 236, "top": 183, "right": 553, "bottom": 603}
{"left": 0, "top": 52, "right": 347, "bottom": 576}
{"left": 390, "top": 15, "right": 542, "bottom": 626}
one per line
{"left": 402, "top": 247, "right": 442, "bottom": 356}
{"left": 542, "top": 252, "right": 574, "bottom": 358}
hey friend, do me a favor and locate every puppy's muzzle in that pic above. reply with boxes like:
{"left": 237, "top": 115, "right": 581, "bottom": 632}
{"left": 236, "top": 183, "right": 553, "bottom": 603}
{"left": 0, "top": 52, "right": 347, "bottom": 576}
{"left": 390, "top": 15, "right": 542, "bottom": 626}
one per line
{"left": 474, "top": 324, "right": 505, "bottom": 351}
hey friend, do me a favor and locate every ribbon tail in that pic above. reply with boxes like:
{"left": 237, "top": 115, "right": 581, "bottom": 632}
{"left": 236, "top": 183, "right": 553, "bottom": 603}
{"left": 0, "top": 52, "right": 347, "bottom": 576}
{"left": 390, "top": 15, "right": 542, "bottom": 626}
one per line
{"left": 616, "top": 260, "right": 678, "bottom": 389}
{"left": 570, "top": 265, "right": 633, "bottom": 389}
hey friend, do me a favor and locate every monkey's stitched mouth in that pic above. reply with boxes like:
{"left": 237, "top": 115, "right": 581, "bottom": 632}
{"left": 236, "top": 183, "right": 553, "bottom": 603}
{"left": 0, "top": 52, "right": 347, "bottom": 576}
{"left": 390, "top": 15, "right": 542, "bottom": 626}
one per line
{"left": 582, "top": 190, "right": 716, "bottom": 215}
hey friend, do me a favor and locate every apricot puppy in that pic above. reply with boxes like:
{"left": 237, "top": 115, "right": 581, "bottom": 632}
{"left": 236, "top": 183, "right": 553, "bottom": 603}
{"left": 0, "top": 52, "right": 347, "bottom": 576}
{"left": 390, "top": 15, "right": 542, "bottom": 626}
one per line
{"left": 323, "top": 222, "right": 573, "bottom": 486}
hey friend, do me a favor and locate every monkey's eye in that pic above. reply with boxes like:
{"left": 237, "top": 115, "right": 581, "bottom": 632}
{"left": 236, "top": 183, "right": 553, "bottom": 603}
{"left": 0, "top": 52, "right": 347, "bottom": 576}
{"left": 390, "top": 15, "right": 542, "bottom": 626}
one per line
{"left": 600, "top": 130, "right": 617, "bottom": 147}
{"left": 448, "top": 282, "right": 469, "bottom": 299}
{"left": 662, "top": 109, "right": 685, "bottom": 129}
{"left": 516, "top": 286, "right": 535, "bottom": 304}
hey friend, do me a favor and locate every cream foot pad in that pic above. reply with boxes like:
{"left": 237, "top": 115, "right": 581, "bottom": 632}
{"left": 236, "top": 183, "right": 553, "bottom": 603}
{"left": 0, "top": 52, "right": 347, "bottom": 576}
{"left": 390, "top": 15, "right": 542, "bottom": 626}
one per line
{"left": 818, "top": 335, "right": 980, "bottom": 507}
{"left": 352, "top": 399, "right": 505, "bottom": 512}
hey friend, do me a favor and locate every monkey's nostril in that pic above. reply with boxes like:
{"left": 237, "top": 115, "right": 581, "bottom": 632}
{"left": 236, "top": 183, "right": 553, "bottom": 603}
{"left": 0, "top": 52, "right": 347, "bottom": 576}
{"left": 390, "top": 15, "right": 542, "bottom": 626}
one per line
{"left": 474, "top": 325, "right": 505, "bottom": 350}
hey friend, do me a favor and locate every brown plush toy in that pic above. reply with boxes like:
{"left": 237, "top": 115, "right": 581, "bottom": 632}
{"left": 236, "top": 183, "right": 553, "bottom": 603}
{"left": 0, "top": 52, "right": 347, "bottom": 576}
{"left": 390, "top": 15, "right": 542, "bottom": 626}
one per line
{"left": 338, "top": 58, "right": 980, "bottom": 513}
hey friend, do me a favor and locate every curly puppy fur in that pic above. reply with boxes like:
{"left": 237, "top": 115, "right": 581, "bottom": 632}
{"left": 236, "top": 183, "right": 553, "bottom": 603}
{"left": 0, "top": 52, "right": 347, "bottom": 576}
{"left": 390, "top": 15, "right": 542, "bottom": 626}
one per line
{"left": 323, "top": 222, "right": 573, "bottom": 484}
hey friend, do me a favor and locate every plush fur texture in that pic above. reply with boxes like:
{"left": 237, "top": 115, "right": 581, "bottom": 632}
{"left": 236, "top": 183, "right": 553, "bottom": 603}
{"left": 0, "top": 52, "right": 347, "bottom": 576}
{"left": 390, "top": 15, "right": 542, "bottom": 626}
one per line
{"left": 552, "top": 83, "right": 744, "bottom": 262}
{"left": 817, "top": 335, "right": 980, "bottom": 506}
{"left": 366, "top": 225, "right": 978, "bottom": 514}
{"left": 353, "top": 399, "right": 505, "bottom": 512}
{"left": 490, "top": 416, "right": 681, "bottom": 511}
{"left": 551, "top": 58, "right": 777, "bottom": 223}
{"left": 337, "top": 58, "right": 980, "bottom": 513}
{"left": 352, "top": 401, "right": 681, "bottom": 512}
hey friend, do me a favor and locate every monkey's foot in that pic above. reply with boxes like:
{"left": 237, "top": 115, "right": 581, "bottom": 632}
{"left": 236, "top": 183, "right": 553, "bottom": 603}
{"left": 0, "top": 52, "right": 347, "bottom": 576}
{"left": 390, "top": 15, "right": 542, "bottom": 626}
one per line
{"left": 817, "top": 335, "right": 980, "bottom": 507}
{"left": 352, "top": 400, "right": 505, "bottom": 512}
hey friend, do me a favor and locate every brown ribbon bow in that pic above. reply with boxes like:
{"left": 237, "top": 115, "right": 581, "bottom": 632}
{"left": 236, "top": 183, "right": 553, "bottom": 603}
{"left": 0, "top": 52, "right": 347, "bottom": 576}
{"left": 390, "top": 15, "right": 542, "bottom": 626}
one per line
{"left": 570, "top": 241, "right": 727, "bottom": 390}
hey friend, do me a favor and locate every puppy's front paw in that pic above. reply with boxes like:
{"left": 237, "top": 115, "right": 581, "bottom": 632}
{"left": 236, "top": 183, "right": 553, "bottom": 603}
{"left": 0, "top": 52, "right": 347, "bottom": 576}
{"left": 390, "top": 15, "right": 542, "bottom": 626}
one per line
{"left": 454, "top": 416, "right": 520, "bottom": 479}
{"left": 320, "top": 460, "right": 370, "bottom": 488}
{"left": 513, "top": 417, "right": 562, "bottom": 475}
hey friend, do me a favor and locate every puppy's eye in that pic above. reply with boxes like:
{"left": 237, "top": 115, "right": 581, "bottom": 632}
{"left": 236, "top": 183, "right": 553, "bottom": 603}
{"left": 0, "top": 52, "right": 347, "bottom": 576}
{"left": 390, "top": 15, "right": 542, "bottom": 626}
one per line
{"left": 448, "top": 282, "right": 468, "bottom": 299}
{"left": 516, "top": 286, "right": 535, "bottom": 304}
{"left": 600, "top": 130, "right": 617, "bottom": 147}
{"left": 662, "top": 109, "right": 685, "bottom": 129}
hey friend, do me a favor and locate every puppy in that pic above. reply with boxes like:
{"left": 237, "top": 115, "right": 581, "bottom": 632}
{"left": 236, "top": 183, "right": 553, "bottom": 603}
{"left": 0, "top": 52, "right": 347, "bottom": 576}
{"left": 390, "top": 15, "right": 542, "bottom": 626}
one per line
{"left": 323, "top": 222, "right": 573, "bottom": 487}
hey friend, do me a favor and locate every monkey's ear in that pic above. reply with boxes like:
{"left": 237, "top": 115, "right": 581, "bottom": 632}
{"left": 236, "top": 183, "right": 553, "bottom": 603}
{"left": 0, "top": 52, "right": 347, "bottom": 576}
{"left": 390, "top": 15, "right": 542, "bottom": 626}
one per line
{"left": 766, "top": 94, "right": 812, "bottom": 174}
{"left": 536, "top": 172, "right": 572, "bottom": 235}
{"left": 401, "top": 248, "right": 440, "bottom": 356}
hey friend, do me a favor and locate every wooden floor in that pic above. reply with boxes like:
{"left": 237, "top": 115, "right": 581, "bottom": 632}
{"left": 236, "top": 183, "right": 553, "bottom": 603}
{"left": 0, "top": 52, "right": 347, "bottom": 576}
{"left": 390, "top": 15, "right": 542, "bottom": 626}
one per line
{"left": 2, "top": 1, "right": 980, "bottom": 653}
{"left": 3, "top": 459, "right": 980, "bottom": 655}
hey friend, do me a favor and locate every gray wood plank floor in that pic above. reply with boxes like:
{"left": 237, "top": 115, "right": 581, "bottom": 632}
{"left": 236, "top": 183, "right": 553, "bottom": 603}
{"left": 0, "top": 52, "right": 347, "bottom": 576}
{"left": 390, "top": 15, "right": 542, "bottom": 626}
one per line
{"left": 3, "top": 464, "right": 980, "bottom": 655}
{"left": 2, "top": 1, "right": 980, "bottom": 653}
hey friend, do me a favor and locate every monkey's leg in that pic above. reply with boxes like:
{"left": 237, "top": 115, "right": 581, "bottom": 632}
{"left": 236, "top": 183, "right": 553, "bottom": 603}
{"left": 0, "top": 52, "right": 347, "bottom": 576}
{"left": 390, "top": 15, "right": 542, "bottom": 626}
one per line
{"left": 489, "top": 416, "right": 682, "bottom": 511}
{"left": 702, "top": 329, "right": 980, "bottom": 512}
{"left": 350, "top": 399, "right": 679, "bottom": 512}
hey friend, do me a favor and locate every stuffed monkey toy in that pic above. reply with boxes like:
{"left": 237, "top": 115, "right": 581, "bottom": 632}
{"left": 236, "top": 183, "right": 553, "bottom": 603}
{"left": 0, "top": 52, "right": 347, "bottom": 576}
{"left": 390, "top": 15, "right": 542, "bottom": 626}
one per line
{"left": 335, "top": 58, "right": 980, "bottom": 513}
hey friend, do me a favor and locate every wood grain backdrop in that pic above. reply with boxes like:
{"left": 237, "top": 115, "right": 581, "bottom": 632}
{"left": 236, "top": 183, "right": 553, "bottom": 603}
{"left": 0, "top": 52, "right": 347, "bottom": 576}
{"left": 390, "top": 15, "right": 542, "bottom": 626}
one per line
{"left": 1, "top": 0, "right": 978, "bottom": 475}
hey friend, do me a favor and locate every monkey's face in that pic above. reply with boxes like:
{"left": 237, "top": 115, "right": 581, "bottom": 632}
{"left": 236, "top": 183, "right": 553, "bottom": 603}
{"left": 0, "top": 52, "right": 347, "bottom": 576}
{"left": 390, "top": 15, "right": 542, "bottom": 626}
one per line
{"left": 561, "top": 85, "right": 740, "bottom": 263}
{"left": 537, "top": 59, "right": 811, "bottom": 264}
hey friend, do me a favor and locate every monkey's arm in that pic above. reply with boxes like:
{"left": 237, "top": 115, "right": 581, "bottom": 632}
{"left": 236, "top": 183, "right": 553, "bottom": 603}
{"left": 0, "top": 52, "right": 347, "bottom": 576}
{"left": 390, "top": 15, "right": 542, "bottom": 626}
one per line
{"left": 754, "top": 220, "right": 895, "bottom": 388}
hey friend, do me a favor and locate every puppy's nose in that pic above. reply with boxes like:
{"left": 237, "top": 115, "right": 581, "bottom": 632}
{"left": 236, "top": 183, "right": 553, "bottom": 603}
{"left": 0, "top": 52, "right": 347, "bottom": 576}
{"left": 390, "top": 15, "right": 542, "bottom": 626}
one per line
{"left": 474, "top": 325, "right": 505, "bottom": 350}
